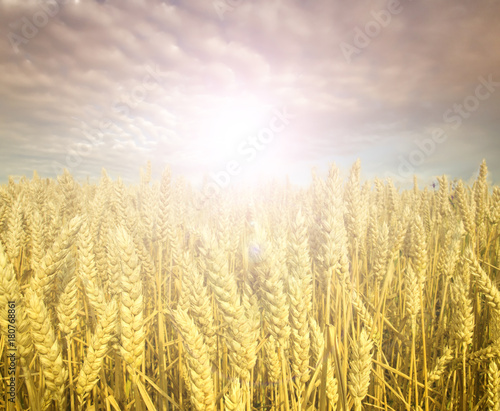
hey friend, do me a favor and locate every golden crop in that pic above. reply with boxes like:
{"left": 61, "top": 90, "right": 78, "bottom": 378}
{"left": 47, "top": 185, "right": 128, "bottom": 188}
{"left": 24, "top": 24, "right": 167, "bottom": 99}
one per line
{"left": 1, "top": 159, "right": 499, "bottom": 410}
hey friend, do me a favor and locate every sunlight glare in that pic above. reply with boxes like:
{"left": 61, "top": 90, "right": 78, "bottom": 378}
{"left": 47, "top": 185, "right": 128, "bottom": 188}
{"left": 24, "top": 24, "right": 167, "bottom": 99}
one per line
{"left": 199, "top": 95, "right": 271, "bottom": 162}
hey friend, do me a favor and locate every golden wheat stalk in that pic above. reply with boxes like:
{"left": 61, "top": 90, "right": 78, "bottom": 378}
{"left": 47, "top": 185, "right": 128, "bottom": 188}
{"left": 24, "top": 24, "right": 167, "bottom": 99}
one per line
{"left": 25, "top": 286, "right": 68, "bottom": 408}
{"left": 76, "top": 298, "right": 118, "bottom": 403}
{"left": 172, "top": 308, "right": 215, "bottom": 411}
{"left": 487, "top": 359, "right": 500, "bottom": 411}
{"left": 114, "top": 226, "right": 145, "bottom": 372}
{"left": 348, "top": 329, "right": 373, "bottom": 411}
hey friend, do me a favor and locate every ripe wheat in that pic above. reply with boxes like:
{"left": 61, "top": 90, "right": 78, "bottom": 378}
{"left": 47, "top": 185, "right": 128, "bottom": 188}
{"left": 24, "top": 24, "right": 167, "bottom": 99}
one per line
{"left": 0, "top": 160, "right": 499, "bottom": 410}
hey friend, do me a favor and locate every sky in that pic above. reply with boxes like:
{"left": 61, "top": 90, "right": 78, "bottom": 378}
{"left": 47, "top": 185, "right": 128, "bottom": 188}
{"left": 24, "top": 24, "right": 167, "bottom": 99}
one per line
{"left": 1, "top": 0, "right": 499, "bottom": 190}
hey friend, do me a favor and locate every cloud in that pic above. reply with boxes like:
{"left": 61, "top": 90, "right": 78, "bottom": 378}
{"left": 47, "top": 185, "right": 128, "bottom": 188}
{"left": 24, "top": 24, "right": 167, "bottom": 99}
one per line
{"left": 0, "top": 0, "right": 499, "bottom": 186}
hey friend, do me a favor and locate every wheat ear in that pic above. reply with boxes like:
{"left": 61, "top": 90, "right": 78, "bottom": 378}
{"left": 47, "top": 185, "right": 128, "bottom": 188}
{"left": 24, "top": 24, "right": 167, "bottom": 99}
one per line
{"left": 114, "top": 226, "right": 145, "bottom": 372}
{"left": 348, "top": 329, "right": 373, "bottom": 411}
{"left": 487, "top": 359, "right": 500, "bottom": 411}
{"left": 224, "top": 381, "right": 244, "bottom": 411}
{"left": 76, "top": 298, "right": 118, "bottom": 403}
{"left": 428, "top": 346, "right": 453, "bottom": 384}
{"left": 77, "top": 220, "right": 107, "bottom": 320}
{"left": 288, "top": 275, "right": 310, "bottom": 383}
{"left": 25, "top": 286, "right": 68, "bottom": 408}
{"left": 172, "top": 308, "right": 215, "bottom": 411}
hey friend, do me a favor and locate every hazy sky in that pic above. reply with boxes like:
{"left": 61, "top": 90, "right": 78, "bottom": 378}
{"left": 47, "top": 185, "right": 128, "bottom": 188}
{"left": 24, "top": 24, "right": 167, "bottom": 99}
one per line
{"left": 1, "top": 0, "right": 499, "bottom": 189}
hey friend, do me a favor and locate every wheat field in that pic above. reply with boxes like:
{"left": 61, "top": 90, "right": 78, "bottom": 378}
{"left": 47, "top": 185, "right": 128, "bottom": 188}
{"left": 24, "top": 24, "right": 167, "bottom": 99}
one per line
{"left": 1, "top": 159, "right": 499, "bottom": 410}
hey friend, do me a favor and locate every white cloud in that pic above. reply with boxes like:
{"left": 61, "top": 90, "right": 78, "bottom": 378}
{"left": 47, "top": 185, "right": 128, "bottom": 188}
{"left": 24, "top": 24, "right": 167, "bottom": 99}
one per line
{"left": 0, "top": 0, "right": 499, "bottom": 185}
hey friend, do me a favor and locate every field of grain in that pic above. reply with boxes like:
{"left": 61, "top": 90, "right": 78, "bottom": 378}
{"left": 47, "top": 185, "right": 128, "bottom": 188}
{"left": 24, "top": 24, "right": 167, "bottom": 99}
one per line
{"left": 1, "top": 159, "right": 499, "bottom": 410}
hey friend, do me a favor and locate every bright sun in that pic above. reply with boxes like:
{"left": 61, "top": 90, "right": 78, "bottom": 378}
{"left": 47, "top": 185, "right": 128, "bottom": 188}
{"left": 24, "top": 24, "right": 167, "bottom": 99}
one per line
{"left": 200, "top": 95, "right": 272, "bottom": 162}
